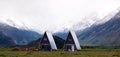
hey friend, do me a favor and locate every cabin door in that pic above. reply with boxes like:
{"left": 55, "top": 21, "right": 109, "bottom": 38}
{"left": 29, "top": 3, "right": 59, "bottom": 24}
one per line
{"left": 71, "top": 45, "right": 75, "bottom": 51}
{"left": 41, "top": 45, "right": 50, "bottom": 50}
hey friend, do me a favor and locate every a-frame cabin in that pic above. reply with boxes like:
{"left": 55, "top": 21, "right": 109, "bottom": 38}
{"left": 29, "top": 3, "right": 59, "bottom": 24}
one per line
{"left": 63, "top": 31, "right": 81, "bottom": 51}
{"left": 40, "top": 32, "right": 57, "bottom": 51}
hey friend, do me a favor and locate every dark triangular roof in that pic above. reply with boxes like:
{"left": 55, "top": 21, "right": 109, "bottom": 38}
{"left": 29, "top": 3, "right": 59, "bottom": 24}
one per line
{"left": 64, "top": 31, "right": 81, "bottom": 50}
{"left": 40, "top": 32, "right": 57, "bottom": 50}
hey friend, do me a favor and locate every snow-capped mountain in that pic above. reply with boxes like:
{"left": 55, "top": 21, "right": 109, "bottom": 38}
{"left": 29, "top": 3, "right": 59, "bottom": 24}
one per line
{"left": 70, "top": 8, "right": 120, "bottom": 32}
{"left": 54, "top": 7, "right": 120, "bottom": 46}
{"left": 77, "top": 8, "right": 120, "bottom": 46}
{"left": 0, "top": 18, "right": 29, "bottom": 30}
{"left": 95, "top": 8, "right": 120, "bottom": 25}
{"left": 71, "top": 14, "right": 100, "bottom": 31}
{"left": 1, "top": 7, "right": 120, "bottom": 47}
{"left": 0, "top": 18, "right": 42, "bottom": 46}
{"left": 54, "top": 13, "right": 101, "bottom": 38}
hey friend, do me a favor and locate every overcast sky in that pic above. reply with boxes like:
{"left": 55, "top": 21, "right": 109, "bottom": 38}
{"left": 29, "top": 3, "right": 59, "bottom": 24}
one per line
{"left": 0, "top": 0, "right": 120, "bottom": 32}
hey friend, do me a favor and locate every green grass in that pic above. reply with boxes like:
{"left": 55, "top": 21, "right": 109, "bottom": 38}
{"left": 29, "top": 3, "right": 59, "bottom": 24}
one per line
{"left": 0, "top": 48, "right": 120, "bottom": 57}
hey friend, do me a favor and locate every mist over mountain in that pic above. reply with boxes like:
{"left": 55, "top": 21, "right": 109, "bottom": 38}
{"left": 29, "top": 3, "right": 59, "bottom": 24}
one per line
{"left": 77, "top": 8, "right": 120, "bottom": 46}
{"left": 1, "top": 7, "right": 120, "bottom": 47}
{"left": 53, "top": 8, "right": 120, "bottom": 47}
{"left": 54, "top": 13, "right": 101, "bottom": 38}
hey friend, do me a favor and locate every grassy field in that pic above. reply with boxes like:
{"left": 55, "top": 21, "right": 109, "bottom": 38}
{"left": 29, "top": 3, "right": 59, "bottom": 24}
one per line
{"left": 0, "top": 48, "right": 120, "bottom": 57}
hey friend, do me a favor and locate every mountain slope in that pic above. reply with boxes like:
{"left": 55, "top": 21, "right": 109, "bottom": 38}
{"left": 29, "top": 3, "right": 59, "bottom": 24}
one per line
{"left": 0, "top": 32, "right": 16, "bottom": 47}
{"left": 0, "top": 23, "right": 41, "bottom": 45}
{"left": 77, "top": 9, "right": 120, "bottom": 46}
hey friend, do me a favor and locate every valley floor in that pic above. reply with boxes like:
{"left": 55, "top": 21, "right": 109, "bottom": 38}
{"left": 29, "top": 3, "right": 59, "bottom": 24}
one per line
{"left": 0, "top": 49, "right": 120, "bottom": 57}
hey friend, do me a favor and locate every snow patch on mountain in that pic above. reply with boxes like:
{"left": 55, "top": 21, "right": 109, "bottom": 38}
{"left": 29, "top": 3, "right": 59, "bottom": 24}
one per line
{"left": 0, "top": 18, "right": 39, "bottom": 33}
{"left": 70, "top": 8, "right": 120, "bottom": 32}
{"left": 0, "top": 18, "right": 25, "bottom": 29}
{"left": 1, "top": 8, "right": 120, "bottom": 34}
{"left": 71, "top": 13, "right": 100, "bottom": 31}
{"left": 95, "top": 7, "right": 120, "bottom": 25}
